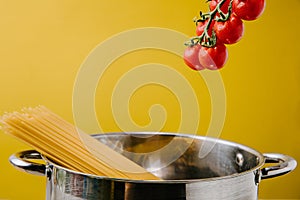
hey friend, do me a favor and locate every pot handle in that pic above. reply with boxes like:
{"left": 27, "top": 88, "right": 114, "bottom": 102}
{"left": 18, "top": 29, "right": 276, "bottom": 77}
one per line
{"left": 9, "top": 150, "right": 46, "bottom": 176}
{"left": 261, "top": 153, "right": 297, "bottom": 180}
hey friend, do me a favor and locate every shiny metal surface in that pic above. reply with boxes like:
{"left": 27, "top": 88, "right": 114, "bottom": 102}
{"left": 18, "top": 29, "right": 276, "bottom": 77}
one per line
{"left": 9, "top": 150, "right": 45, "bottom": 176}
{"left": 9, "top": 132, "right": 297, "bottom": 200}
{"left": 46, "top": 167, "right": 258, "bottom": 200}
{"left": 261, "top": 153, "right": 297, "bottom": 179}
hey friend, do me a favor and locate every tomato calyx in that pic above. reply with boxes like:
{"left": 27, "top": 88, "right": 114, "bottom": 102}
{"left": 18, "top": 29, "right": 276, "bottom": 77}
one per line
{"left": 185, "top": 0, "right": 233, "bottom": 48}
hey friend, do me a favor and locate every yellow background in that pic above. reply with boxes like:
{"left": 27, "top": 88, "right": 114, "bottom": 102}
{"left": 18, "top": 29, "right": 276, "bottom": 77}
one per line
{"left": 0, "top": 0, "right": 299, "bottom": 199}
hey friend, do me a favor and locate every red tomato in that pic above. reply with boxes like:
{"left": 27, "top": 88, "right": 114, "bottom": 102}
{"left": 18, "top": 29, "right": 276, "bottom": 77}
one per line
{"left": 196, "top": 20, "right": 214, "bottom": 36}
{"left": 183, "top": 45, "right": 205, "bottom": 71}
{"left": 233, "top": 0, "right": 266, "bottom": 21}
{"left": 198, "top": 43, "right": 228, "bottom": 70}
{"left": 209, "top": 0, "right": 231, "bottom": 15}
{"left": 196, "top": 20, "right": 207, "bottom": 36}
{"left": 214, "top": 14, "right": 244, "bottom": 44}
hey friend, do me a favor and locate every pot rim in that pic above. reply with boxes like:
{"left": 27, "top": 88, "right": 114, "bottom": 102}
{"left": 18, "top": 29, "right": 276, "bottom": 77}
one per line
{"left": 43, "top": 132, "right": 265, "bottom": 183}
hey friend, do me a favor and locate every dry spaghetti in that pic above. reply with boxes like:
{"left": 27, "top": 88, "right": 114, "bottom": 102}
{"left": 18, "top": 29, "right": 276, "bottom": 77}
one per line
{"left": 0, "top": 106, "right": 159, "bottom": 180}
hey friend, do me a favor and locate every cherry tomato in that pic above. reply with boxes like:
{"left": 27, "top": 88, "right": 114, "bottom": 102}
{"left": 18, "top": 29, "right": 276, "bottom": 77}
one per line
{"left": 198, "top": 43, "right": 228, "bottom": 70}
{"left": 209, "top": 0, "right": 231, "bottom": 15}
{"left": 183, "top": 45, "right": 205, "bottom": 71}
{"left": 233, "top": 0, "right": 266, "bottom": 21}
{"left": 196, "top": 20, "right": 214, "bottom": 37}
{"left": 214, "top": 14, "right": 244, "bottom": 44}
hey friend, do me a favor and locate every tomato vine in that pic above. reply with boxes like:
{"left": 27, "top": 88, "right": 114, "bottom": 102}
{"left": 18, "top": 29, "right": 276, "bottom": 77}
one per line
{"left": 183, "top": 0, "right": 266, "bottom": 70}
{"left": 185, "top": 0, "right": 233, "bottom": 48}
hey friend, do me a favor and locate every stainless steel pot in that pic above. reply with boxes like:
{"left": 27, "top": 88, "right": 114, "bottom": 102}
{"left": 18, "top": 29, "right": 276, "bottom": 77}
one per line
{"left": 9, "top": 132, "right": 297, "bottom": 200}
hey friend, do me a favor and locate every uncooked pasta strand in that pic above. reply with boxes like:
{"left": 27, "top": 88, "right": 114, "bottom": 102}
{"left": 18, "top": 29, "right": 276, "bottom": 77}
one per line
{"left": 0, "top": 106, "right": 159, "bottom": 180}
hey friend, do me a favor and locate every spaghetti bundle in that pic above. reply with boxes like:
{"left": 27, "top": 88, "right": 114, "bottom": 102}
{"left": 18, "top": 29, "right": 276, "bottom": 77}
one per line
{"left": 0, "top": 106, "right": 159, "bottom": 180}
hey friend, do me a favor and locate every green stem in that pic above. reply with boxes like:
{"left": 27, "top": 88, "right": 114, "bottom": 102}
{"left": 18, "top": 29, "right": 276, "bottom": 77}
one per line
{"left": 185, "top": 0, "right": 233, "bottom": 48}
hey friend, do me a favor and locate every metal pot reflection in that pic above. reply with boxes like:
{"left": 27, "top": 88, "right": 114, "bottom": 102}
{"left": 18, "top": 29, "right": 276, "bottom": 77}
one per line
{"left": 10, "top": 132, "right": 297, "bottom": 200}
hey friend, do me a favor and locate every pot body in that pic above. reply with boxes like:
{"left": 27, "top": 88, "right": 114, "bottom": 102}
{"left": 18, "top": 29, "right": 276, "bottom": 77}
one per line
{"left": 46, "top": 166, "right": 258, "bottom": 200}
{"left": 9, "top": 132, "right": 297, "bottom": 200}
